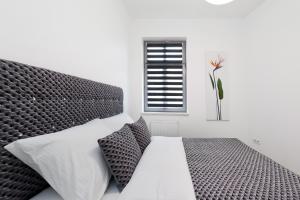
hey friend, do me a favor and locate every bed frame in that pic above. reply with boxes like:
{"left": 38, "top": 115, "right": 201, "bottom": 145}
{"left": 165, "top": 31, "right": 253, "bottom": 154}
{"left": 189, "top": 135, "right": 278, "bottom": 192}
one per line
{"left": 0, "top": 59, "right": 123, "bottom": 200}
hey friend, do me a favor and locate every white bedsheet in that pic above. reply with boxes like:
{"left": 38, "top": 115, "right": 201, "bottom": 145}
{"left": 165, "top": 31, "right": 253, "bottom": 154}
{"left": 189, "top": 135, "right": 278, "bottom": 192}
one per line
{"left": 118, "top": 136, "right": 196, "bottom": 200}
{"left": 30, "top": 180, "right": 120, "bottom": 200}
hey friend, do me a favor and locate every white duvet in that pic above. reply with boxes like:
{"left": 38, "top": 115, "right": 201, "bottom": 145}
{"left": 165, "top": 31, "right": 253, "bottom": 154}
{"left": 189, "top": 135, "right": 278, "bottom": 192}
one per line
{"left": 118, "top": 136, "right": 196, "bottom": 200}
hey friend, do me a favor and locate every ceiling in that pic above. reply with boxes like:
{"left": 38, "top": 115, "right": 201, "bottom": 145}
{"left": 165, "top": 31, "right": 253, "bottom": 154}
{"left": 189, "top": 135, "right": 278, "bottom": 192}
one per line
{"left": 123, "top": 0, "right": 265, "bottom": 19}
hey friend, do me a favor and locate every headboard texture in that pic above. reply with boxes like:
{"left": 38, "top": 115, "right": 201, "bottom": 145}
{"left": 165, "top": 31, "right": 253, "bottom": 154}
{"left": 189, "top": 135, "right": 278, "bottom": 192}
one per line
{"left": 0, "top": 59, "right": 123, "bottom": 200}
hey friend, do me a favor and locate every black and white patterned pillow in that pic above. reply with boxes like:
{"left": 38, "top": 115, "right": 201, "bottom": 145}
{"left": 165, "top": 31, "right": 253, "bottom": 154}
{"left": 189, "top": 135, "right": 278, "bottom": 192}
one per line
{"left": 127, "top": 117, "right": 151, "bottom": 153}
{"left": 98, "top": 125, "right": 142, "bottom": 190}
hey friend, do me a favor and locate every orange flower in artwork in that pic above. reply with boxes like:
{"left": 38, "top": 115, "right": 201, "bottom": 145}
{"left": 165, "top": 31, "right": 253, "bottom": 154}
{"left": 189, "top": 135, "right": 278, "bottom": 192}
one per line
{"left": 210, "top": 55, "right": 224, "bottom": 71}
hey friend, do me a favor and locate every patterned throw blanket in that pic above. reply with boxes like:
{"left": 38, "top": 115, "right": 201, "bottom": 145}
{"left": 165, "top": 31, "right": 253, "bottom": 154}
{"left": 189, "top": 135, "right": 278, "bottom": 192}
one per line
{"left": 183, "top": 138, "right": 300, "bottom": 200}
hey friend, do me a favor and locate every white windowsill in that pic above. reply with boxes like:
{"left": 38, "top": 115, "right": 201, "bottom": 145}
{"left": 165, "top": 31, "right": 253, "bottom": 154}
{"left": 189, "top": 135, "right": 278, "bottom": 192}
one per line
{"left": 142, "top": 112, "right": 189, "bottom": 116}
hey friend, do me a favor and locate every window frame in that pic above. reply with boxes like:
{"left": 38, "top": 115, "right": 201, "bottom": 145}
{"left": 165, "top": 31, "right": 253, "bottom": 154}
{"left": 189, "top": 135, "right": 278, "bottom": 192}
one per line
{"left": 143, "top": 40, "right": 187, "bottom": 113}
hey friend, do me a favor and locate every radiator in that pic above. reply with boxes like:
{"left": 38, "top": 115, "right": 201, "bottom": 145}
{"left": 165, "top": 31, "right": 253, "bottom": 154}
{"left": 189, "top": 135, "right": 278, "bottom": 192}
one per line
{"left": 149, "top": 120, "right": 179, "bottom": 137}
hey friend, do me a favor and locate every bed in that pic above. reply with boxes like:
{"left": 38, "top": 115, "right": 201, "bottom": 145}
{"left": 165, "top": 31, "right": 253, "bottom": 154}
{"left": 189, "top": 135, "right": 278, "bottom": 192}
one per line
{"left": 1, "top": 59, "right": 300, "bottom": 200}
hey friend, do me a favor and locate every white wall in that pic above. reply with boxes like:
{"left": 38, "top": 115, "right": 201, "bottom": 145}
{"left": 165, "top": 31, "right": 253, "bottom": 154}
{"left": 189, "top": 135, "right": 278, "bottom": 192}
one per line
{"left": 0, "top": 0, "right": 130, "bottom": 110}
{"left": 244, "top": 0, "right": 300, "bottom": 174}
{"left": 1, "top": 0, "right": 299, "bottom": 175}
{"left": 128, "top": 19, "right": 249, "bottom": 140}
{"left": 128, "top": 3, "right": 300, "bottom": 175}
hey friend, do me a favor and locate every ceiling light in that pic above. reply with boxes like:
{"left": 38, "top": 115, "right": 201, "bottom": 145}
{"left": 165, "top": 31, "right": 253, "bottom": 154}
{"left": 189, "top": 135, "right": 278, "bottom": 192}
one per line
{"left": 205, "top": 0, "right": 235, "bottom": 5}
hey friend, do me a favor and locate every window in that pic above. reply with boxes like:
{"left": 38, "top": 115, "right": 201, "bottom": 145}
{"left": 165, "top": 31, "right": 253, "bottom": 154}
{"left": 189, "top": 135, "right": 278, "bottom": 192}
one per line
{"left": 144, "top": 40, "right": 187, "bottom": 113}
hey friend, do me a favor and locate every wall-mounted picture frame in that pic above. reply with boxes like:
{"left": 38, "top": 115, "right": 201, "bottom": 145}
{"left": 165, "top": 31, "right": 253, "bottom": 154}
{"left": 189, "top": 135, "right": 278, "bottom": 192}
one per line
{"left": 205, "top": 52, "right": 229, "bottom": 121}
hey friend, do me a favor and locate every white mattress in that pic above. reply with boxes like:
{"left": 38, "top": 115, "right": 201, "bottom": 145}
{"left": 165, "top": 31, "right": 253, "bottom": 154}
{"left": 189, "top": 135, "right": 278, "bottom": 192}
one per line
{"left": 30, "top": 180, "right": 120, "bottom": 200}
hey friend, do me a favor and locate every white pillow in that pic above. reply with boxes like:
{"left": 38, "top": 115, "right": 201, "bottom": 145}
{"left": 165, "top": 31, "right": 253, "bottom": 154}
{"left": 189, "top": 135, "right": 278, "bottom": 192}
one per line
{"left": 5, "top": 119, "right": 113, "bottom": 200}
{"left": 101, "top": 113, "right": 134, "bottom": 131}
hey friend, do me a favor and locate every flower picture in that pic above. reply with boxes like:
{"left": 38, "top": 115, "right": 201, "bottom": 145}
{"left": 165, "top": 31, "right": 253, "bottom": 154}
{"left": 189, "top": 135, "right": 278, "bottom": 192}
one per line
{"left": 206, "top": 52, "right": 229, "bottom": 121}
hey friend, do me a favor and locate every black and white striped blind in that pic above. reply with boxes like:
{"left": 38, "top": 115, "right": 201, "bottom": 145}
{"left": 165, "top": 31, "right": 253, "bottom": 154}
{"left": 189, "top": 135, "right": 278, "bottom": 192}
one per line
{"left": 144, "top": 41, "right": 187, "bottom": 112}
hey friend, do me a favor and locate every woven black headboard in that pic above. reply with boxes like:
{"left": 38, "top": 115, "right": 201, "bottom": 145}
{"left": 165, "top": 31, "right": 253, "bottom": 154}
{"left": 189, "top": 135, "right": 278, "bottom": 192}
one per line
{"left": 0, "top": 59, "right": 123, "bottom": 200}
